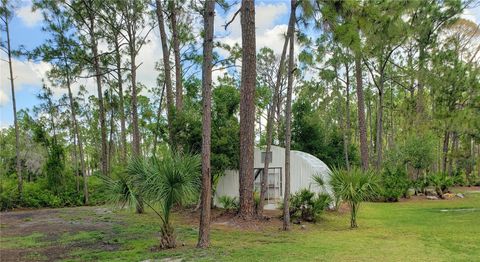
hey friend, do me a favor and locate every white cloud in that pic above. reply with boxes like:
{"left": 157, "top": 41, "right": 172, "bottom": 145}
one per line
{"left": 2, "top": 1, "right": 293, "bottom": 118}
{"left": 0, "top": 88, "right": 9, "bottom": 106}
{"left": 16, "top": 3, "right": 42, "bottom": 27}
{"left": 214, "top": 2, "right": 294, "bottom": 59}
{"left": 0, "top": 56, "right": 50, "bottom": 105}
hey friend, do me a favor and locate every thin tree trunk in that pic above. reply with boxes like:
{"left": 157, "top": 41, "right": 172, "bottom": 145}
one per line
{"left": 72, "top": 132, "right": 79, "bottom": 193}
{"left": 5, "top": 16, "right": 22, "bottom": 195}
{"left": 169, "top": 0, "right": 183, "bottom": 112}
{"left": 389, "top": 85, "right": 395, "bottom": 150}
{"left": 283, "top": 0, "right": 296, "bottom": 231}
{"left": 155, "top": 0, "right": 175, "bottom": 147}
{"left": 197, "top": 0, "right": 215, "bottom": 248}
{"left": 108, "top": 106, "right": 115, "bottom": 173}
{"left": 449, "top": 132, "right": 458, "bottom": 176}
{"left": 88, "top": 14, "right": 108, "bottom": 177}
{"left": 258, "top": 21, "right": 290, "bottom": 216}
{"left": 416, "top": 43, "right": 426, "bottom": 117}
{"left": 114, "top": 36, "right": 127, "bottom": 162}
{"left": 238, "top": 0, "right": 256, "bottom": 220}
{"left": 127, "top": 23, "right": 144, "bottom": 213}
{"left": 344, "top": 62, "right": 351, "bottom": 170}
{"left": 355, "top": 55, "right": 369, "bottom": 170}
{"left": 442, "top": 130, "right": 450, "bottom": 173}
{"left": 152, "top": 83, "right": 166, "bottom": 155}
{"left": 367, "top": 97, "right": 378, "bottom": 160}
{"left": 65, "top": 61, "right": 89, "bottom": 204}
{"left": 376, "top": 74, "right": 384, "bottom": 170}
{"left": 129, "top": 43, "right": 141, "bottom": 156}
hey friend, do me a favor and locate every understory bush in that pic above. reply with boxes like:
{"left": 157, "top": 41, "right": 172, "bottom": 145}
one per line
{"left": 288, "top": 189, "right": 331, "bottom": 223}
{"left": 0, "top": 179, "right": 17, "bottom": 211}
{"left": 381, "top": 168, "right": 409, "bottom": 202}
{"left": 0, "top": 174, "right": 105, "bottom": 210}
{"left": 429, "top": 172, "right": 454, "bottom": 198}
{"left": 218, "top": 195, "right": 239, "bottom": 212}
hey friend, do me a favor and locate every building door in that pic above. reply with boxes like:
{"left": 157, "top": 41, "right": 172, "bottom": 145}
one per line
{"left": 254, "top": 167, "right": 282, "bottom": 203}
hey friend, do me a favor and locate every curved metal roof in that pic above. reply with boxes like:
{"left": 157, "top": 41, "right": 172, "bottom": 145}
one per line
{"left": 291, "top": 150, "right": 331, "bottom": 175}
{"left": 291, "top": 149, "right": 333, "bottom": 197}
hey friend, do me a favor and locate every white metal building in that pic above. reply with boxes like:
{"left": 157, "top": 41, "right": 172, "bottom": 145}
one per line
{"left": 215, "top": 146, "right": 333, "bottom": 208}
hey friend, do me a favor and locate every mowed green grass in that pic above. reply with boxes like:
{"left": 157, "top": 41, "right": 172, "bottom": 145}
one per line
{"left": 2, "top": 189, "right": 479, "bottom": 261}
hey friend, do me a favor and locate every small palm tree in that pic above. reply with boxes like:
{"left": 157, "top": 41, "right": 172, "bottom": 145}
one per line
{"left": 329, "top": 167, "right": 380, "bottom": 228}
{"left": 104, "top": 151, "right": 200, "bottom": 248}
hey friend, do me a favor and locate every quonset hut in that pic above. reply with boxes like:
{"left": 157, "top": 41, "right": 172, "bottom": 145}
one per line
{"left": 215, "top": 146, "right": 333, "bottom": 209}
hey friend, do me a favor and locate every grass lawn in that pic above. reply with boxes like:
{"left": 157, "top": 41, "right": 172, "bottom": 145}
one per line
{"left": 1, "top": 188, "right": 479, "bottom": 261}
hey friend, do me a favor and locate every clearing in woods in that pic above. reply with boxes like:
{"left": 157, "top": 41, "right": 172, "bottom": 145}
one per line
{"left": 1, "top": 187, "right": 479, "bottom": 261}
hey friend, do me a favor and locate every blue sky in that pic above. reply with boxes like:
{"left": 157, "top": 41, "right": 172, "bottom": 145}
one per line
{"left": 1, "top": 2, "right": 46, "bottom": 127}
{"left": 0, "top": 0, "right": 292, "bottom": 128}
{"left": 1, "top": 0, "right": 479, "bottom": 129}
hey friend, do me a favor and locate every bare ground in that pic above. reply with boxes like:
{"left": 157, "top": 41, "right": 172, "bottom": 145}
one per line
{"left": 0, "top": 207, "right": 120, "bottom": 261}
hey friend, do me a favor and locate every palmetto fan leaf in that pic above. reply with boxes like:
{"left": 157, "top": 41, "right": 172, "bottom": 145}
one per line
{"left": 142, "top": 152, "right": 201, "bottom": 207}
{"left": 101, "top": 173, "right": 139, "bottom": 209}
{"left": 329, "top": 167, "right": 380, "bottom": 228}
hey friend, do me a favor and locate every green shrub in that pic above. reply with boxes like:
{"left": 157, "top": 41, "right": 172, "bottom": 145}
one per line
{"left": 0, "top": 176, "right": 87, "bottom": 210}
{"left": 0, "top": 179, "right": 17, "bottom": 211}
{"left": 451, "top": 171, "right": 467, "bottom": 186}
{"left": 218, "top": 195, "right": 239, "bottom": 212}
{"left": 289, "top": 189, "right": 331, "bottom": 223}
{"left": 410, "top": 178, "right": 429, "bottom": 195}
{"left": 88, "top": 175, "right": 108, "bottom": 205}
{"left": 381, "top": 168, "right": 409, "bottom": 202}
{"left": 254, "top": 191, "right": 261, "bottom": 211}
{"left": 21, "top": 182, "right": 62, "bottom": 208}
{"left": 429, "top": 172, "right": 454, "bottom": 198}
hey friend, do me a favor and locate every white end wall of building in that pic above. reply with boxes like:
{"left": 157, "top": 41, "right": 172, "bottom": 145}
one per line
{"left": 214, "top": 146, "right": 333, "bottom": 206}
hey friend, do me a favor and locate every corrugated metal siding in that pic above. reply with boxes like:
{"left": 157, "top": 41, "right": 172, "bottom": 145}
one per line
{"left": 214, "top": 146, "right": 333, "bottom": 206}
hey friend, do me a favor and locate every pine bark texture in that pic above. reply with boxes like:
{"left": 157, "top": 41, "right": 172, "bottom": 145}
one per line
{"left": 238, "top": 0, "right": 256, "bottom": 220}
{"left": 344, "top": 62, "right": 351, "bottom": 170}
{"left": 169, "top": 1, "right": 183, "bottom": 112}
{"left": 87, "top": 12, "right": 108, "bottom": 177}
{"left": 355, "top": 55, "right": 369, "bottom": 170}
{"left": 155, "top": 0, "right": 175, "bottom": 146}
{"left": 197, "top": 0, "right": 215, "bottom": 248}
{"left": 283, "top": 0, "right": 296, "bottom": 231}
{"left": 114, "top": 36, "right": 127, "bottom": 162}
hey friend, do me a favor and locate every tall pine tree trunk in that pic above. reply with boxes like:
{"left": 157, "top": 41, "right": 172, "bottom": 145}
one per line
{"left": 155, "top": 0, "right": 175, "bottom": 147}
{"left": 66, "top": 68, "right": 89, "bottom": 204}
{"left": 238, "top": 0, "right": 256, "bottom": 220}
{"left": 376, "top": 74, "right": 384, "bottom": 170}
{"left": 88, "top": 14, "right": 108, "bottom": 177}
{"left": 258, "top": 20, "right": 290, "bottom": 216}
{"left": 130, "top": 45, "right": 141, "bottom": 156}
{"left": 5, "top": 15, "right": 22, "bottom": 195}
{"left": 344, "top": 62, "right": 351, "bottom": 170}
{"left": 355, "top": 54, "right": 369, "bottom": 170}
{"left": 442, "top": 130, "right": 450, "bottom": 173}
{"left": 169, "top": 0, "right": 183, "bottom": 112}
{"left": 283, "top": 0, "right": 296, "bottom": 231}
{"left": 72, "top": 133, "right": 80, "bottom": 193}
{"left": 114, "top": 36, "right": 127, "bottom": 162}
{"left": 197, "top": 0, "right": 215, "bottom": 248}
{"left": 416, "top": 43, "right": 426, "bottom": 118}
{"left": 153, "top": 83, "right": 166, "bottom": 155}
